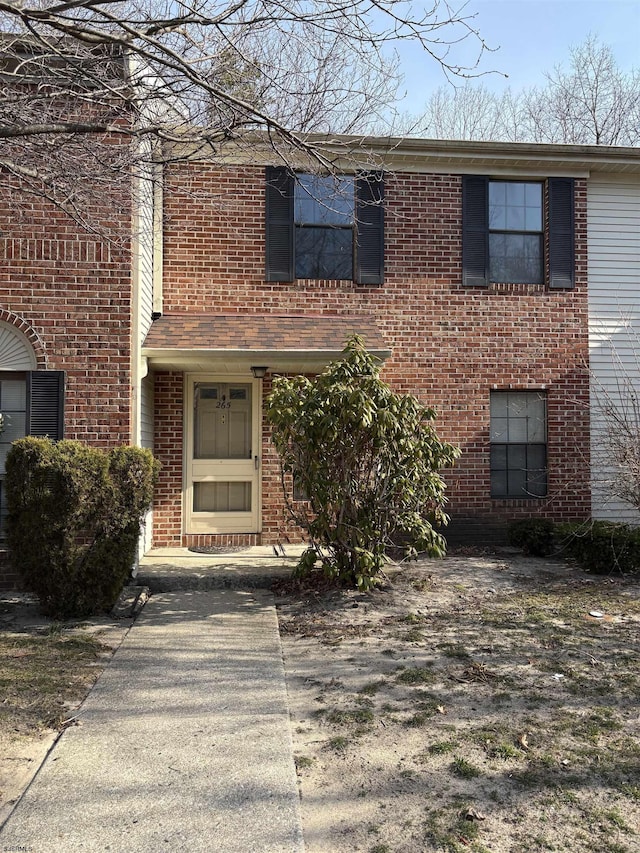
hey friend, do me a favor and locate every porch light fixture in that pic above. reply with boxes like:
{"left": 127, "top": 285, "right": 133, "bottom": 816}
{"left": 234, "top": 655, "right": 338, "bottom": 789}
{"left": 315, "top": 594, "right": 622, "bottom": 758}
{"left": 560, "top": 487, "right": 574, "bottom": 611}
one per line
{"left": 251, "top": 366, "right": 268, "bottom": 379}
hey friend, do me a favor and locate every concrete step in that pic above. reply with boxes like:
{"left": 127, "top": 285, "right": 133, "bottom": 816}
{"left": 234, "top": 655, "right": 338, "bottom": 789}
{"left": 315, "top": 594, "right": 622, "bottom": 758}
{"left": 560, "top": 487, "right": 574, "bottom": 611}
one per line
{"left": 136, "top": 546, "right": 306, "bottom": 592}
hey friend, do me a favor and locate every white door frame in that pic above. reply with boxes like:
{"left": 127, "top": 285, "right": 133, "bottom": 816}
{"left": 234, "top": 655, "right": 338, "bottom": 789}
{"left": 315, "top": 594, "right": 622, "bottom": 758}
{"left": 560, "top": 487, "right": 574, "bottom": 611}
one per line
{"left": 183, "top": 373, "right": 262, "bottom": 534}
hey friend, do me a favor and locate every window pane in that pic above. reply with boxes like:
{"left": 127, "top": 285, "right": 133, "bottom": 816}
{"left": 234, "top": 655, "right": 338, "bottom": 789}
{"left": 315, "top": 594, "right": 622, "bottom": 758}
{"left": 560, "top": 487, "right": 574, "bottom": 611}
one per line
{"left": 506, "top": 182, "right": 526, "bottom": 206}
{"left": 490, "top": 417, "right": 508, "bottom": 442}
{"left": 0, "top": 380, "right": 26, "bottom": 410}
{"left": 293, "top": 473, "right": 309, "bottom": 501}
{"left": 507, "top": 468, "right": 527, "bottom": 496}
{"left": 506, "top": 206, "right": 525, "bottom": 230}
{"left": 525, "top": 182, "right": 543, "bottom": 207}
{"left": 527, "top": 475, "right": 547, "bottom": 497}
{"left": 490, "top": 444, "right": 507, "bottom": 470}
{"left": 489, "top": 233, "right": 543, "bottom": 284}
{"left": 527, "top": 405, "right": 546, "bottom": 442}
{"left": 489, "top": 181, "right": 506, "bottom": 205}
{"left": 490, "top": 394, "right": 509, "bottom": 419}
{"left": 295, "top": 226, "right": 353, "bottom": 279}
{"left": 507, "top": 445, "right": 527, "bottom": 470}
{"left": 0, "top": 412, "right": 26, "bottom": 444}
{"left": 508, "top": 417, "right": 528, "bottom": 442}
{"left": 489, "top": 203, "right": 506, "bottom": 230}
{"left": 295, "top": 174, "right": 354, "bottom": 226}
{"left": 505, "top": 233, "right": 525, "bottom": 258}
{"left": 0, "top": 378, "right": 28, "bottom": 537}
{"left": 507, "top": 394, "right": 527, "bottom": 417}
{"left": 490, "top": 469, "right": 508, "bottom": 497}
{"left": 527, "top": 444, "right": 548, "bottom": 496}
{"left": 525, "top": 205, "right": 542, "bottom": 231}
{"left": 489, "top": 232, "right": 506, "bottom": 257}
{"left": 193, "top": 482, "right": 252, "bottom": 513}
{"left": 527, "top": 444, "right": 547, "bottom": 472}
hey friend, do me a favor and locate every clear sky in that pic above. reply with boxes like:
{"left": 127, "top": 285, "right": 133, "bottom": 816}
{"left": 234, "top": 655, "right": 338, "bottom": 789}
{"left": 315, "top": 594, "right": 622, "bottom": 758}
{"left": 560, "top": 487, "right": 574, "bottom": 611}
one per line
{"left": 396, "top": 0, "right": 640, "bottom": 113}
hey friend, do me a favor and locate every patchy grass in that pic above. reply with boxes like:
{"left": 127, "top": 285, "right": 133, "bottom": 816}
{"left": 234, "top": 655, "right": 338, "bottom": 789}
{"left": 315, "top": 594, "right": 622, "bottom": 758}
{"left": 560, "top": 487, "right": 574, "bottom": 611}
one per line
{"left": 450, "top": 756, "right": 483, "bottom": 779}
{"left": 0, "top": 630, "right": 109, "bottom": 734}
{"left": 395, "top": 665, "right": 436, "bottom": 685}
{"left": 278, "top": 552, "right": 640, "bottom": 853}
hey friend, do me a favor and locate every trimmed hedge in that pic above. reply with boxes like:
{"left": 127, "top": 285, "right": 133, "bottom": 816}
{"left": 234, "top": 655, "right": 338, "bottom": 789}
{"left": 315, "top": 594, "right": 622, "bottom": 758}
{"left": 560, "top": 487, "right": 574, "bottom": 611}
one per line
{"left": 6, "top": 438, "right": 159, "bottom": 618}
{"left": 557, "top": 521, "right": 640, "bottom": 575}
{"left": 508, "top": 517, "right": 640, "bottom": 575}
{"left": 508, "top": 518, "right": 556, "bottom": 557}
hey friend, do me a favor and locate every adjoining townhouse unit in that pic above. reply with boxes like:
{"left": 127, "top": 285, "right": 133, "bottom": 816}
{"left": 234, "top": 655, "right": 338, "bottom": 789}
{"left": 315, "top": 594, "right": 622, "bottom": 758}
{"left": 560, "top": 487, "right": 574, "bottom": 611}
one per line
{"left": 588, "top": 168, "right": 640, "bottom": 523}
{"left": 142, "top": 137, "right": 638, "bottom": 550}
{"left": 0, "top": 133, "right": 639, "bottom": 585}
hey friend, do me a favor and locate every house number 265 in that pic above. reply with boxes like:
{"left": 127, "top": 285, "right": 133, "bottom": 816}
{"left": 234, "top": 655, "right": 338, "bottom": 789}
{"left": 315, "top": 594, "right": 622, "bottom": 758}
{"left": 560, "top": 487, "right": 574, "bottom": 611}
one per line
{"left": 216, "top": 401, "right": 231, "bottom": 409}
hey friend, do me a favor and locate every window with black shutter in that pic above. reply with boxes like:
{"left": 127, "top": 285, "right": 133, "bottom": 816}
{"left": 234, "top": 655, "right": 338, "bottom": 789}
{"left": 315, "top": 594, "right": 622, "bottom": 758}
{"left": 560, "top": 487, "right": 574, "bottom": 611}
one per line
{"left": 265, "top": 168, "right": 384, "bottom": 285}
{"left": 462, "top": 176, "right": 575, "bottom": 289}
{"left": 0, "top": 370, "right": 64, "bottom": 532}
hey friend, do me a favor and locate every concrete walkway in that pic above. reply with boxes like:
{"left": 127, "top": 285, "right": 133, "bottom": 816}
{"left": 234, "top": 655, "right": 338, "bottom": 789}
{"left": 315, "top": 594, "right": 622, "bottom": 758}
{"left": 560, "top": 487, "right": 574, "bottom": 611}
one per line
{"left": 0, "top": 576, "right": 305, "bottom": 852}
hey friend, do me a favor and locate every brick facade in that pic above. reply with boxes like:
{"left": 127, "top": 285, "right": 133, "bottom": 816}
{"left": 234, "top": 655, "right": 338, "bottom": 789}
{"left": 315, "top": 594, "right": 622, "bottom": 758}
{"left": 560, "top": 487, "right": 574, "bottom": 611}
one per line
{"left": 0, "top": 176, "right": 133, "bottom": 588}
{"left": 0, "top": 198, "right": 133, "bottom": 447}
{"left": 152, "top": 163, "right": 590, "bottom": 547}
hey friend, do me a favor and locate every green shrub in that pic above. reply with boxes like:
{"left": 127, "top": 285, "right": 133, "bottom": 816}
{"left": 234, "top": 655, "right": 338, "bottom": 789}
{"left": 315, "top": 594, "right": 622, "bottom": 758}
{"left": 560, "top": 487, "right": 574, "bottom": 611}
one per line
{"left": 557, "top": 521, "right": 640, "bottom": 575}
{"left": 6, "top": 438, "right": 159, "bottom": 618}
{"left": 508, "top": 518, "right": 556, "bottom": 557}
{"left": 265, "top": 335, "right": 460, "bottom": 590}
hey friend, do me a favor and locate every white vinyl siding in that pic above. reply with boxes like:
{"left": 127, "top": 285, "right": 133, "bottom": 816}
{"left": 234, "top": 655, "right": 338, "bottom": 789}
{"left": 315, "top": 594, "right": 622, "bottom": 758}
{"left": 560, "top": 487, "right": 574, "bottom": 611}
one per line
{"left": 588, "top": 175, "right": 640, "bottom": 522}
{"left": 138, "top": 373, "right": 155, "bottom": 558}
{"left": 140, "top": 374, "right": 154, "bottom": 450}
{"left": 135, "top": 156, "right": 156, "bottom": 346}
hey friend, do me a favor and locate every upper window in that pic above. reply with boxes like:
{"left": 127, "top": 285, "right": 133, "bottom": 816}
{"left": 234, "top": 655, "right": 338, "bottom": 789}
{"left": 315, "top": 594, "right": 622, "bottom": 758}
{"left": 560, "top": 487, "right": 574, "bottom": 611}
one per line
{"left": 462, "top": 176, "right": 575, "bottom": 289}
{"left": 294, "top": 174, "right": 354, "bottom": 280}
{"left": 488, "top": 181, "right": 543, "bottom": 284}
{"left": 490, "top": 390, "right": 547, "bottom": 499}
{"left": 265, "top": 167, "right": 384, "bottom": 285}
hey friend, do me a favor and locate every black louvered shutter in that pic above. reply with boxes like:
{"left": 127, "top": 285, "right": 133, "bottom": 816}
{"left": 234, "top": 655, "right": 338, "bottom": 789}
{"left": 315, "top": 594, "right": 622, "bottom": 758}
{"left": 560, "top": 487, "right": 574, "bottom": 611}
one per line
{"left": 265, "top": 166, "right": 294, "bottom": 282}
{"left": 462, "top": 176, "right": 489, "bottom": 287}
{"left": 27, "top": 371, "right": 65, "bottom": 440}
{"left": 548, "top": 178, "right": 575, "bottom": 289}
{"left": 355, "top": 172, "right": 384, "bottom": 285}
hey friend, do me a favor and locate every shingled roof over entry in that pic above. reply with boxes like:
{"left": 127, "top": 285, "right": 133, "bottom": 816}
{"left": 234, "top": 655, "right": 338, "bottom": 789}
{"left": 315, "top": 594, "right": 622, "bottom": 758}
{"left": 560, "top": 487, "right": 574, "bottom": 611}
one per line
{"left": 142, "top": 313, "right": 390, "bottom": 373}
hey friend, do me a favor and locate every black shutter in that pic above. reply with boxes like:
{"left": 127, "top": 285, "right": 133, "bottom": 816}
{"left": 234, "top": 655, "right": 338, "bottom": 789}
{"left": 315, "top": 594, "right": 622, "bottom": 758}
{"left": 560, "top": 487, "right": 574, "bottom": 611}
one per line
{"left": 265, "top": 166, "right": 294, "bottom": 282}
{"left": 548, "top": 177, "right": 575, "bottom": 289}
{"left": 27, "top": 371, "right": 65, "bottom": 440}
{"left": 355, "top": 172, "right": 384, "bottom": 285}
{"left": 462, "top": 176, "right": 489, "bottom": 287}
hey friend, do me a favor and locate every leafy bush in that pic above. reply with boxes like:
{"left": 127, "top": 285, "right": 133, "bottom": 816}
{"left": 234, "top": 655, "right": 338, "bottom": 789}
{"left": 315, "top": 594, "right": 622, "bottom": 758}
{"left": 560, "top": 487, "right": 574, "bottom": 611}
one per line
{"left": 6, "top": 438, "right": 159, "bottom": 618}
{"left": 558, "top": 521, "right": 640, "bottom": 575}
{"left": 508, "top": 518, "right": 556, "bottom": 557}
{"left": 265, "top": 335, "right": 460, "bottom": 589}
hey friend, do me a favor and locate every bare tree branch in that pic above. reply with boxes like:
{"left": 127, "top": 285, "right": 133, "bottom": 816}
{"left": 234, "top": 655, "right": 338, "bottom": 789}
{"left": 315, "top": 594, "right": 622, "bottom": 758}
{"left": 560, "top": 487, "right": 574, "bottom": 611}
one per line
{"left": 0, "top": 0, "right": 491, "bottom": 233}
{"left": 418, "top": 35, "right": 640, "bottom": 146}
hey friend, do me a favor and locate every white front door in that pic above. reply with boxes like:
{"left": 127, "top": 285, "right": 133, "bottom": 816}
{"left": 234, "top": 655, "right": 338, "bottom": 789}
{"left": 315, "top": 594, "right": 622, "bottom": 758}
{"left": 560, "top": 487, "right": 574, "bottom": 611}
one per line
{"left": 185, "top": 376, "right": 261, "bottom": 534}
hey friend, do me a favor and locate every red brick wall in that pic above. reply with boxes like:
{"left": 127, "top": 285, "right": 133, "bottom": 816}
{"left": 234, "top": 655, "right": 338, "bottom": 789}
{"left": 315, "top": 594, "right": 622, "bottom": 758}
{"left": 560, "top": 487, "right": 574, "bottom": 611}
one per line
{"left": 0, "top": 191, "right": 133, "bottom": 447}
{"left": 153, "top": 371, "right": 184, "bottom": 545}
{"left": 0, "top": 173, "right": 133, "bottom": 588}
{"left": 154, "top": 164, "right": 590, "bottom": 546}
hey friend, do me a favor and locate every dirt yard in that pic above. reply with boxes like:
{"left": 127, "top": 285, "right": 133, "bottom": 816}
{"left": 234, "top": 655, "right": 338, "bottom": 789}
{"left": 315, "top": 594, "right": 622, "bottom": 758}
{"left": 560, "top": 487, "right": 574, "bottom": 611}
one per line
{"left": 277, "top": 551, "right": 640, "bottom": 853}
{"left": 1, "top": 551, "right": 639, "bottom": 852}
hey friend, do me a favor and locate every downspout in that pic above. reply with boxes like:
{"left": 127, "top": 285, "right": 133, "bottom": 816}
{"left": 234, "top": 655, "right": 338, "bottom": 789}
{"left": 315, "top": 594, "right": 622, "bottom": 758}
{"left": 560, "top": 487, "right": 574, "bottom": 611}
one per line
{"left": 153, "top": 161, "right": 164, "bottom": 318}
